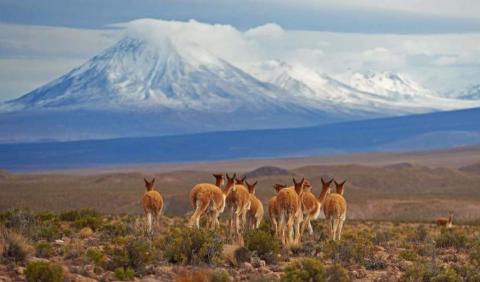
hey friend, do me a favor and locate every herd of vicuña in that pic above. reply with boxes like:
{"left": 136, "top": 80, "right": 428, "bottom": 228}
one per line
{"left": 142, "top": 173, "right": 454, "bottom": 248}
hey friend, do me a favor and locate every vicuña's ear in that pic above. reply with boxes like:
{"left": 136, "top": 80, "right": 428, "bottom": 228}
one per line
{"left": 327, "top": 179, "right": 334, "bottom": 186}
{"left": 300, "top": 178, "right": 305, "bottom": 185}
{"left": 144, "top": 178, "right": 149, "bottom": 185}
{"left": 241, "top": 176, "right": 246, "bottom": 182}
{"left": 321, "top": 177, "right": 326, "bottom": 185}
{"left": 292, "top": 177, "right": 297, "bottom": 185}
{"left": 253, "top": 181, "right": 258, "bottom": 186}
{"left": 152, "top": 178, "right": 155, "bottom": 184}
{"left": 334, "top": 180, "right": 339, "bottom": 187}
{"left": 245, "top": 180, "right": 251, "bottom": 186}
{"left": 233, "top": 173, "right": 237, "bottom": 179}
{"left": 340, "top": 180, "right": 346, "bottom": 186}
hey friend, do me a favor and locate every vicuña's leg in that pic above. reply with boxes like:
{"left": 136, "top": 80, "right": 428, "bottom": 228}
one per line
{"left": 188, "top": 200, "right": 209, "bottom": 228}
{"left": 308, "top": 221, "right": 314, "bottom": 235}
{"left": 278, "top": 212, "right": 286, "bottom": 245}
{"left": 332, "top": 218, "right": 339, "bottom": 241}
{"left": 336, "top": 218, "right": 345, "bottom": 241}
{"left": 286, "top": 214, "right": 295, "bottom": 247}
{"left": 146, "top": 212, "right": 153, "bottom": 234}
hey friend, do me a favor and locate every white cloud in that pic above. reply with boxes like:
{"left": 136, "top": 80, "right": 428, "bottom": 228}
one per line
{"left": 1, "top": 19, "right": 480, "bottom": 101}
{"left": 245, "top": 23, "right": 285, "bottom": 38}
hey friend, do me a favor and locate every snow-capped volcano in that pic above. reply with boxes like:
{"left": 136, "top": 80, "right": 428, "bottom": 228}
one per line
{"left": 6, "top": 36, "right": 295, "bottom": 113}
{"left": 246, "top": 61, "right": 480, "bottom": 117}
{"left": 2, "top": 29, "right": 480, "bottom": 142}
{"left": 454, "top": 84, "right": 480, "bottom": 100}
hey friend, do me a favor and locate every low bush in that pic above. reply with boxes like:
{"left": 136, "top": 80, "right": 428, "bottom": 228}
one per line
{"left": 109, "top": 236, "right": 153, "bottom": 274}
{"left": 210, "top": 269, "right": 231, "bottom": 282}
{"left": 26, "top": 261, "right": 64, "bottom": 282}
{"left": 431, "top": 268, "right": 461, "bottom": 282}
{"left": 282, "top": 258, "right": 325, "bottom": 282}
{"left": 34, "top": 211, "right": 57, "bottom": 222}
{"left": 399, "top": 250, "right": 418, "bottom": 261}
{"left": 401, "top": 262, "right": 435, "bottom": 282}
{"left": 35, "top": 241, "right": 53, "bottom": 258}
{"left": 469, "top": 241, "right": 480, "bottom": 266}
{"left": 59, "top": 209, "right": 100, "bottom": 221}
{"left": 32, "top": 221, "right": 62, "bottom": 241}
{"left": 163, "top": 227, "right": 223, "bottom": 265}
{"left": 244, "top": 229, "right": 281, "bottom": 263}
{"left": 101, "top": 221, "right": 131, "bottom": 238}
{"left": 114, "top": 267, "right": 135, "bottom": 281}
{"left": 3, "top": 209, "right": 36, "bottom": 234}
{"left": 3, "top": 232, "right": 33, "bottom": 263}
{"left": 61, "top": 239, "right": 84, "bottom": 260}
{"left": 435, "top": 229, "right": 468, "bottom": 249}
{"left": 86, "top": 247, "right": 106, "bottom": 267}
{"left": 325, "top": 264, "right": 350, "bottom": 282}
{"left": 323, "top": 234, "right": 374, "bottom": 265}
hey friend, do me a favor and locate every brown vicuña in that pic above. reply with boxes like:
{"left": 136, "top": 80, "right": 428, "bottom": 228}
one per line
{"left": 436, "top": 211, "right": 453, "bottom": 228}
{"left": 323, "top": 179, "right": 347, "bottom": 241}
{"left": 142, "top": 178, "right": 164, "bottom": 234}
{"left": 246, "top": 180, "right": 264, "bottom": 230}
{"left": 268, "top": 183, "right": 287, "bottom": 236}
{"left": 188, "top": 173, "right": 236, "bottom": 229}
{"left": 300, "top": 178, "right": 332, "bottom": 236}
{"left": 275, "top": 177, "right": 305, "bottom": 247}
{"left": 226, "top": 175, "right": 251, "bottom": 238}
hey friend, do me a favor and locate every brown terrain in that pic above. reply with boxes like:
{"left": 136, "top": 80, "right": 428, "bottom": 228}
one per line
{"left": 1, "top": 146, "right": 480, "bottom": 222}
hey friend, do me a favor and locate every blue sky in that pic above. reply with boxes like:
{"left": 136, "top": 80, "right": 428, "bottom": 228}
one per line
{"left": 1, "top": 0, "right": 480, "bottom": 101}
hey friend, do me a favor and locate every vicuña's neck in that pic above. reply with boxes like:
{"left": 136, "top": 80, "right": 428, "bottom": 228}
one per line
{"left": 318, "top": 188, "right": 330, "bottom": 203}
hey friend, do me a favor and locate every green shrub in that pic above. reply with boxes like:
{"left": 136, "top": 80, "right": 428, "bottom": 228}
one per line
{"left": 32, "top": 221, "right": 62, "bottom": 241}
{"left": 210, "top": 269, "right": 230, "bottom": 282}
{"left": 373, "top": 230, "right": 392, "bottom": 245}
{"left": 469, "top": 241, "right": 480, "bottom": 266}
{"left": 399, "top": 250, "right": 418, "bottom": 261}
{"left": 35, "top": 211, "right": 58, "bottom": 222}
{"left": 431, "top": 268, "right": 461, "bottom": 282}
{"left": 323, "top": 235, "right": 374, "bottom": 265}
{"left": 163, "top": 227, "right": 223, "bottom": 265}
{"left": 244, "top": 229, "right": 281, "bottom": 263}
{"left": 101, "top": 222, "right": 131, "bottom": 237}
{"left": 73, "top": 216, "right": 103, "bottom": 231}
{"left": 401, "top": 262, "right": 435, "bottom": 282}
{"left": 59, "top": 209, "right": 100, "bottom": 221}
{"left": 114, "top": 267, "right": 135, "bottom": 281}
{"left": 4, "top": 209, "right": 36, "bottom": 233}
{"left": 325, "top": 264, "right": 350, "bottom": 282}
{"left": 435, "top": 229, "right": 468, "bottom": 249}
{"left": 234, "top": 246, "right": 252, "bottom": 264}
{"left": 282, "top": 258, "right": 325, "bottom": 282}
{"left": 86, "top": 247, "right": 106, "bottom": 267}
{"left": 109, "top": 236, "right": 153, "bottom": 274}
{"left": 26, "top": 261, "right": 64, "bottom": 282}
{"left": 3, "top": 232, "right": 33, "bottom": 263}
{"left": 61, "top": 239, "right": 84, "bottom": 259}
{"left": 35, "top": 241, "right": 53, "bottom": 258}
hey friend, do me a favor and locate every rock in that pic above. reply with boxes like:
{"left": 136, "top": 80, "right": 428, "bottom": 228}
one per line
{"left": 241, "top": 262, "right": 254, "bottom": 271}
{"left": 70, "top": 274, "right": 97, "bottom": 282}
{"left": 222, "top": 244, "right": 243, "bottom": 266}
{"left": 141, "top": 277, "right": 163, "bottom": 282}
{"left": 54, "top": 239, "right": 65, "bottom": 245}
{"left": 15, "top": 267, "right": 25, "bottom": 275}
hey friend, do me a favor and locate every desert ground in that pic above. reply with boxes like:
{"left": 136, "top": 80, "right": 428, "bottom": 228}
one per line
{"left": 1, "top": 146, "right": 480, "bottom": 281}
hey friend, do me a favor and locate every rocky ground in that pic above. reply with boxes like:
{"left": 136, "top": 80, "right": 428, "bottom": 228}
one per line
{"left": 1, "top": 209, "right": 479, "bottom": 281}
